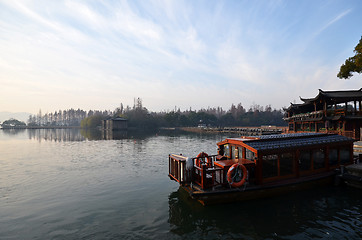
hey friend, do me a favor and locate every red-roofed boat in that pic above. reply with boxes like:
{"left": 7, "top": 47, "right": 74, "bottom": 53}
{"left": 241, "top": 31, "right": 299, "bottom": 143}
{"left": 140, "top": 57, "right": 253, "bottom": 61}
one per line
{"left": 168, "top": 133, "right": 355, "bottom": 205}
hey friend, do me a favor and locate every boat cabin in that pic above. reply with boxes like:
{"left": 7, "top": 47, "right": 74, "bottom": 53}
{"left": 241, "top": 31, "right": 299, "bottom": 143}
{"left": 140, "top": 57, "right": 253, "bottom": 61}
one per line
{"left": 168, "top": 133, "right": 354, "bottom": 205}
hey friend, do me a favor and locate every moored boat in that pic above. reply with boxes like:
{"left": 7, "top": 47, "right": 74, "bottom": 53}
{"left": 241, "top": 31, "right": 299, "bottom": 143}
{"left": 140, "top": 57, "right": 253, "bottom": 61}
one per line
{"left": 168, "top": 133, "right": 355, "bottom": 205}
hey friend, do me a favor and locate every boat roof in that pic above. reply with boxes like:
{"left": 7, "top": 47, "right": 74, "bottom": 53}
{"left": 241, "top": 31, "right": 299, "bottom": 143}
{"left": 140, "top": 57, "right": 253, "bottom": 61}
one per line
{"left": 219, "top": 133, "right": 354, "bottom": 153}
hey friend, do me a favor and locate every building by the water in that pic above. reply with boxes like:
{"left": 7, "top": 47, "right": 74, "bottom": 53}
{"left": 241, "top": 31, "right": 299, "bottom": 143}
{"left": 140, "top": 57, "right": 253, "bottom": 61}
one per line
{"left": 284, "top": 88, "right": 362, "bottom": 140}
{"left": 102, "top": 117, "right": 128, "bottom": 130}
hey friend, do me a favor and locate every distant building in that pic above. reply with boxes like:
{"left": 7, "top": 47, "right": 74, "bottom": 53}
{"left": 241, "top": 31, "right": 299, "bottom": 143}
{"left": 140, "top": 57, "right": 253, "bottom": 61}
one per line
{"left": 284, "top": 88, "right": 362, "bottom": 140}
{"left": 102, "top": 117, "right": 128, "bottom": 130}
{"left": 198, "top": 120, "right": 207, "bottom": 128}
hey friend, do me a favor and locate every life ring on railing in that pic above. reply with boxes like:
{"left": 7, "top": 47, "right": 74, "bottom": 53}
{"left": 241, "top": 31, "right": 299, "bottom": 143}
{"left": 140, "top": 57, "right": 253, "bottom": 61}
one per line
{"left": 227, "top": 163, "right": 248, "bottom": 188}
{"left": 195, "top": 152, "right": 211, "bottom": 167}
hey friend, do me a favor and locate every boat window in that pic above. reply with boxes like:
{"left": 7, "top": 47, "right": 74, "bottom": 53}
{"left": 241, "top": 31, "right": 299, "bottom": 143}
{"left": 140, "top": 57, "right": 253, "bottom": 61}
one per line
{"left": 224, "top": 144, "right": 230, "bottom": 158}
{"left": 340, "top": 147, "right": 350, "bottom": 164}
{"left": 246, "top": 148, "right": 255, "bottom": 161}
{"left": 238, "top": 148, "right": 243, "bottom": 160}
{"left": 299, "top": 151, "right": 311, "bottom": 171}
{"left": 262, "top": 154, "right": 278, "bottom": 178}
{"left": 234, "top": 147, "right": 239, "bottom": 159}
{"left": 231, "top": 146, "right": 236, "bottom": 159}
{"left": 313, "top": 149, "right": 325, "bottom": 169}
{"left": 280, "top": 152, "right": 294, "bottom": 176}
{"left": 329, "top": 148, "right": 338, "bottom": 166}
{"left": 217, "top": 146, "right": 224, "bottom": 156}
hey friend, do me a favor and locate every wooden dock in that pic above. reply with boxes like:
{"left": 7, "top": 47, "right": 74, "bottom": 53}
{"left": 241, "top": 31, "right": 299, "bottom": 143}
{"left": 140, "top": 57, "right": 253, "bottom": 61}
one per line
{"left": 354, "top": 143, "right": 362, "bottom": 152}
{"left": 182, "top": 126, "right": 286, "bottom": 135}
{"left": 342, "top": 153, "right": 362, "bottom": 189}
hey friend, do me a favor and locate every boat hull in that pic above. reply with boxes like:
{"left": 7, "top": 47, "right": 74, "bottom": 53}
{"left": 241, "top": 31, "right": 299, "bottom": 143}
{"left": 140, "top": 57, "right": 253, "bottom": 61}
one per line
{"left": 180, "top": 172, "right": 336, "bottom": 206}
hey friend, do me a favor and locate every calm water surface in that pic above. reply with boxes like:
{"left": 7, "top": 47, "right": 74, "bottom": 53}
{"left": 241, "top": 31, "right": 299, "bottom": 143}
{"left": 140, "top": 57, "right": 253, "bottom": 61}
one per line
{"left": 0, "top": 129, "right": 361, "bottom": 239}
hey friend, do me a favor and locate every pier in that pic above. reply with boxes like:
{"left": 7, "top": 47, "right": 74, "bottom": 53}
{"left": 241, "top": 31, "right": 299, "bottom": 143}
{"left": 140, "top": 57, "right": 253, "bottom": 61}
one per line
{"left": 337, "top": 142, "right": 362, "bottom": 189}
{"left": 182, "top": 126, "right": 286, "bottom": 136}
{"left": 343, "top": 164, "right": 362, "bottom": 189}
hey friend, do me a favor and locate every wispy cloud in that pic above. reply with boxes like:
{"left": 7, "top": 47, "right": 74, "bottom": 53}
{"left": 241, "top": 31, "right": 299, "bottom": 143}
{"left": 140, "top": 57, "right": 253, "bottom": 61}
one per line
{"left": 0, "top": 0, "right": 361, "bottom": 113}
{"left": 315, "top": 8, "right": 352, "bottom": 37}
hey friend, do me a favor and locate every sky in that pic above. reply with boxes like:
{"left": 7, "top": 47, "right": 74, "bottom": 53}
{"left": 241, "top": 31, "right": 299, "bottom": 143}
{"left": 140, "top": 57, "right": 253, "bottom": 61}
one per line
{"left": 1, "top": 0, "right": 362, "bottom": 115}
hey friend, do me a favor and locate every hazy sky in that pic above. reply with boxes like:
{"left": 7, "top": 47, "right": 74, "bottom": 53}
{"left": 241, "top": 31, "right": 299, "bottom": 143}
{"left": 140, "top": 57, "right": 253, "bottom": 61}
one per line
{"left": 1, "top": 0, "right": 362, "bottom": 114}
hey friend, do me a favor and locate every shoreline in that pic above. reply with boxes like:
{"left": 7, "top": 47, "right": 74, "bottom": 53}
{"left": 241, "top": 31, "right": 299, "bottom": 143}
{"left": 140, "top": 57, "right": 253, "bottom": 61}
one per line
{"left": 179, "top": 126, "right": 287, "bottom": 135}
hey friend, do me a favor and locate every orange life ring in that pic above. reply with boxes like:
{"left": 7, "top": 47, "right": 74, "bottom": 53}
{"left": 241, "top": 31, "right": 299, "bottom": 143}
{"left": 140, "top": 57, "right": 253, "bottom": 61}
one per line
{"left": 227, "top": 163, "right": 248, "bottom": 187}
{"left": 195, "top": 152, "right": 211, "bottom": 167}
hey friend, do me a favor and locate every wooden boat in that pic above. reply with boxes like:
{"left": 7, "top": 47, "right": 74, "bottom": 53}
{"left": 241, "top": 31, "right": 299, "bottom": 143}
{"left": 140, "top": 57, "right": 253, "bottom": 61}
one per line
{"left": 168, "top": 133, "right": 355, "bottom": 205}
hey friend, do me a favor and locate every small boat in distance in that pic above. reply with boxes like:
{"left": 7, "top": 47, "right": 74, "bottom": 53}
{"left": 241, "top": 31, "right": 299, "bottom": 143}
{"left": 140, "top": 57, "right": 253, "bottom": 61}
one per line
{"left": 168, "top": 133, "right": 355, "bottom": 205}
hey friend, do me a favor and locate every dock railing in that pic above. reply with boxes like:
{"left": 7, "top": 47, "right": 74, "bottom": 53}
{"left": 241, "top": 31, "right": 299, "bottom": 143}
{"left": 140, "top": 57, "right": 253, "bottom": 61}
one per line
{"left": 169, "top": 154, "right": 225, "bottom": 189}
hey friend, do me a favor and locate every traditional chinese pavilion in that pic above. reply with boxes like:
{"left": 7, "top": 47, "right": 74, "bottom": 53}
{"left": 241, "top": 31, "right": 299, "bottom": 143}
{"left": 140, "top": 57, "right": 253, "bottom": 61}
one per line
{"left": 284, "top": 88, "right": 362, "bottom": 140}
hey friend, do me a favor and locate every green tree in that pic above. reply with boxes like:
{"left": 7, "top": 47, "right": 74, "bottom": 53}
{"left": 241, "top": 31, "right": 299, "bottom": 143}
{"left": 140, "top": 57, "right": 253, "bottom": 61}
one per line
{"left": 338, "top": 36, "right": 362, "bottom": 79}
{"left": 80, "top": 115, "right": 104, "bottom": 128}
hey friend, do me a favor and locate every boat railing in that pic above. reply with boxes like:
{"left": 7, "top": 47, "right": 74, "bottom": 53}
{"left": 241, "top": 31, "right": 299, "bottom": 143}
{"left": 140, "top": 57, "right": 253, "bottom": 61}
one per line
{"left": 169, "top": 154, "right": 190, "bottom": 184}
{"left": 192, "top": 155, "right": 225, "bottom": 190}
{"left": 168, "top": 154, "right": 225, "bottom": 189}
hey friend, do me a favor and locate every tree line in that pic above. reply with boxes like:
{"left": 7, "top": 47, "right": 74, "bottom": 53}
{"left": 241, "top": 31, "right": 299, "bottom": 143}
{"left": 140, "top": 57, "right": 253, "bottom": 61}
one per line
{"left": 81, "top": 98, "right": 286, "bottom": 129}
{"left": 3, "top": 98, "right": 286, "bottom": 129}
{"left": 27, "top": 109, "right": 111, "bottom": 127}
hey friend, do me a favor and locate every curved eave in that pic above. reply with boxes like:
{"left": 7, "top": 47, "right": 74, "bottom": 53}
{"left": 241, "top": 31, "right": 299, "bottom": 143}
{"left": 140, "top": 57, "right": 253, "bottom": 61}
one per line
{"left": 300, "top": 89, "right": 324, "bottom": 103}
{"left": 301, "top": 88, "right": 362, "bottom": 105}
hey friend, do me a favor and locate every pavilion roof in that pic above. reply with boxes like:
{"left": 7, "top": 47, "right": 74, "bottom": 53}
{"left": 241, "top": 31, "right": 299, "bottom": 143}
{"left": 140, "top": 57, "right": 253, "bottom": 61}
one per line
{"left": 300, "top": 88, "right": 362, "bottom": 104}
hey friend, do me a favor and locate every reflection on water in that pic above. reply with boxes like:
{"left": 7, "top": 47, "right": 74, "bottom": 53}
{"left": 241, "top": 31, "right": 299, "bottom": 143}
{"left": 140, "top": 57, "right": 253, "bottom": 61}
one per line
{"left": 1, "top": 128, "right": 130, "bottom": 142}
{"left": 101, "top": 130, "right": 127, "bottom": 140}
{"left": 3, "top": 127, "right": 233, "bottom": 142}
{"left": 168, "top": 186, "right": 362, "bottom": 239}
{"left": 27, "top": 128, "right": 86, "bottom": 142}
{"left": 1, "top": 129, "right": 361, "bottom": 239}
{"left": 1, "top": 128, "right": 26, "bottom": 136}
{"left": 21, "top": 128, "right": 163, "bottom": 141}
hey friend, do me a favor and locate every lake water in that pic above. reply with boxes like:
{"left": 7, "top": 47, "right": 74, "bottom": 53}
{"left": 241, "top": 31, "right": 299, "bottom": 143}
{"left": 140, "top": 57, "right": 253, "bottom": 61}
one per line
{"left": 0, "top": 129, "right": 361, "bottom": 239}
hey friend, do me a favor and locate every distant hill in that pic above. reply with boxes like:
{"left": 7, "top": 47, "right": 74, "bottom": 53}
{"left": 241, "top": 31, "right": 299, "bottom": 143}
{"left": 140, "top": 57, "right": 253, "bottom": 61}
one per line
{"left": 0, "top": 112, "right": 32, "bottom": 123}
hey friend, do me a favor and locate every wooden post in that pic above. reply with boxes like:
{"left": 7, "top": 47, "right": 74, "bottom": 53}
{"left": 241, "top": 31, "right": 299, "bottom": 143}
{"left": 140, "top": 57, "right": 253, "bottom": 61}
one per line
{"left": 180, "top": 161, "right": 184, "bottom": 183}
{"left": 201, "top": 164, "right": 207, "bottom": 189}
{"left": 176, "top": 159, "right": 179, "bottom": 180}
{"left": 350, "top": 144, "right": 354, "bottom": 164}
{"left": 354, "top": 101, "right": 357, "bottom": 115}
{"left": 293, "top": 121, "right": 296, "bottom": 132}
